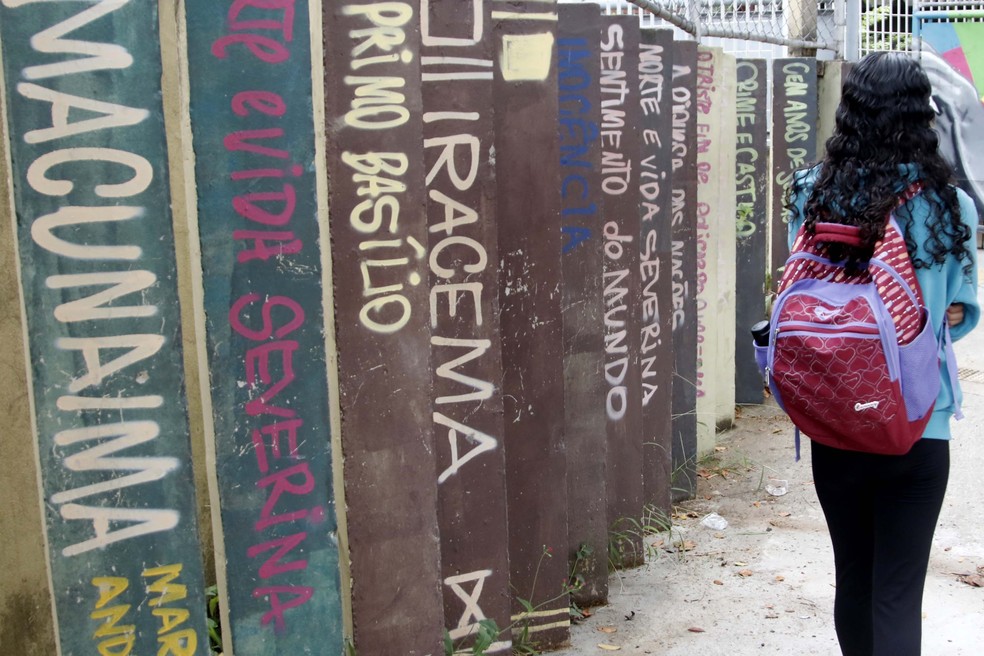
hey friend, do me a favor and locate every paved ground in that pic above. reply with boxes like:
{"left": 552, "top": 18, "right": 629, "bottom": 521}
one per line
{"left": 553, "top": 264, "right": 984, "bottom": 655}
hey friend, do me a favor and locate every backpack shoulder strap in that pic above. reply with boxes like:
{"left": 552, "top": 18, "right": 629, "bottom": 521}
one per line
{"left": 886, "top": 181, "right": 924, "bottom": 230}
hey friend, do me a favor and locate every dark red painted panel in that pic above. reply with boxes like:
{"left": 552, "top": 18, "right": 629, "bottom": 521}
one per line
{"left": 600, "top": 14, "right": 644, "bottom": 568}
{"left": 558, "top": 2, "right": 608, "bottom": 608}
{"left": 420, "top": 1, "right": 512, "bottom": 652}
{"left": 638, "top": 28, "right": 675, "bottom": 515}
{"left": 323, "top": 4, "right": 443, "bottom": 654}
{"left": 670, "top": 40, "right": 699, "bottom": 501}
{"left": 492, "top": 1, "right": 570, "bottom": 648}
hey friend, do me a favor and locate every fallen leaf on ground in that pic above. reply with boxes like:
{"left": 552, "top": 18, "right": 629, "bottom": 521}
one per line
{"left": 597, "top": 644, "right": 621, "bottom": 651}
{"left": 778, "top": 511, "right": 792, "bottom": 517}
{"left": 666, "top": 540, "right": 696, "bottom": 553}
{"left": 597, "top": 626, "right": 617, "bottom": 634}
{"left": 738, "top": 569, "right": 754, "bottom": 577}
{"left": 775, "top": 575, "right": 786, "bottom": 582}
{"left": 688, "top": 627, "right": 706, "bottom": 633}
{"left": 713, "top": 580, "right": 724, "bottom": 585}
{"left": 958, "top": 573, "right": 984, "bottom": 587}
{"left": 733, "top": 561, "right": 748, "bottom": 566}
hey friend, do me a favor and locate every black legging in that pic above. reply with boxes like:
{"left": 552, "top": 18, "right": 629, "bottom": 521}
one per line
{"left": 811, "top": 438, "right": 950, "bottom": 656}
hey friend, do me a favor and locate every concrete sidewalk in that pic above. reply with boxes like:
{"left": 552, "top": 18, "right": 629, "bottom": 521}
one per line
{"left": 554, "top": 258, "right": 984, "bottom": 655}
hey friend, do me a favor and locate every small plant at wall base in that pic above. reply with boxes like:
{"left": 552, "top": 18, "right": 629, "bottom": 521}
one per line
{"left": 443, "top": 544, "right": 592, "bottom": 656}
{"left": 608, "top": 504, "right": 674, "bottom": 570}
{"left": 206, "top": 584, "right": 222, "bottom": 654}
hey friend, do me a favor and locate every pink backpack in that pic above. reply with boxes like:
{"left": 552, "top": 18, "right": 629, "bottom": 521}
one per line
{"left": 758, "top": 185, "right": 957, "bottom": 457}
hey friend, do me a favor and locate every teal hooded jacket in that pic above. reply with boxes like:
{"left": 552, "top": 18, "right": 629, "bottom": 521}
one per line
{"left": 787, "top": 164, "right": 980, "bottom": 440}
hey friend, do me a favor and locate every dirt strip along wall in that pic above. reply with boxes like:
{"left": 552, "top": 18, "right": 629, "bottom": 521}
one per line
{"left": 322, "top": 3, "right": 444, "bottom": 654}
{"left": 420, "top": 1, "right": 514, "bottom": 653}
{"left": 770, "top": 59, "right": 818, "bottom": 287}
{"left": 183, "top": 1, "right": 344, "bottom": 653}
{"left": 638, "top": 28, "right": 675, "bottom": 517}
{"left": 600, "top": 14, "right": 645, "bottom": 570}
{"left": 0, "top": 2, "right": 211, "bottom": 655}
{"left": 734, "top": 59, "right": 771, "bottom": 405}
{"left": 0, "top": 71, "right": 53, "bottom": 656}
{"left": 492, "top": 0, "right": 571, "bottom": 648}
{"left": 669, "top": 40, "right": 700, "bottom": 501}
{"left": 558, "top": 3, "right": 609, "bottom": 609}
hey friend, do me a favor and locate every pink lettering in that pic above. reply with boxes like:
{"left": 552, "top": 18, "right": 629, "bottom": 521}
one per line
{"left": 244, "top": 340, "right": 299, "bottom": 417}
{"left": 253, "top": 586, "right": 314, "bottom": 633}
{"left": 233, "top": 185, "right": 297, "bottom": 226}
{"left": 257, "top": 463, "right": 315, "bottom": 524}
{"left": 224, "top": 128, "right": 289, "bottom": 159}
{"left": 230, "top": 294, "right": 305, "bottom": 341}
{"left": 229, "top": 0, "right": 296, "bottom": 41}
{"left": 247, "top": 533, "right": 308, "bottom": 579}
{"left": 252, "top": 418, "right": 303, "bottom": 473}
{"left": 232, "top": 90, "right": 287, "bottom": 117}
{"left": 234, "top": 230, "right": 303, "bottom": 262}
{"left": 212, "top": 33, "right": 289, "bottom": 63}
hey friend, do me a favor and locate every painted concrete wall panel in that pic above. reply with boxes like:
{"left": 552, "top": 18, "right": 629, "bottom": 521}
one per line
{"left": 637, "top": 27, "right": 676, "bottom": 520}
{"left": 323, "top": 3, "right": 444, "bottom": 653}
{"left": 714, "top": 51, "right": 737, "bottom": 432}
{"left": 420, "top": 1, "right": 513, "bottom": 652}
{"left": 770, "top": 59, "right": 818, "bottom": 283}
{"left": 184, "top": 1, "right": 344, "bottom": 652}
{"left": 558, "top": 2, "right": 609, "bottom": 608}
{"left": 601, "top": 14, "right": 645, "bottom": 568}
{"left": 0, "top": 3, "right": 209, "bottom": 653}
{"left": 734, "top": 59, "right": 770, "bottom": 405}
{"left": 694, "top": 46, "right": 721, "bottom": 455}
{"left": 670, "top": 40, "right": 699, "bottom": 501}
{"left": 492, "top": 0, "right": 571, "bottom": 647}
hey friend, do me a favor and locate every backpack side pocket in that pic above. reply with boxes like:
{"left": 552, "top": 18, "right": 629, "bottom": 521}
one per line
{"left": 898, "top": 308, "right": 941, "bottom": 421}
{"left": 754, "top": 340, "right": 768, "bottom": 378}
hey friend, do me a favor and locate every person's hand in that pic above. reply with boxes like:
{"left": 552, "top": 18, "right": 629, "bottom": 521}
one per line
{"left": 947, "top": 303, "right": 965, "bottom": 327}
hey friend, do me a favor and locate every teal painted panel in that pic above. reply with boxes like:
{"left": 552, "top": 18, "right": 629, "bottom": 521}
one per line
{"left": 0, "top": 3, "right": 209, "bottom": 654}
{"left": 183, "top": 2, "right": 343, "bottom": 653}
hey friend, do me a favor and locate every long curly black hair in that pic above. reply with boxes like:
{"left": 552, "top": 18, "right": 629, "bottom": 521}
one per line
{"left": 787, "top": 51, "right": 973, "bottom": 276}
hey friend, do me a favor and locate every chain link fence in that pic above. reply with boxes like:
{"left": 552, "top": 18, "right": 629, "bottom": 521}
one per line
{"left": 566, "top": 0, "right": 984, "bottom": 61}
{"left": 566, "top": 0, "right": 846, "bottom": 57}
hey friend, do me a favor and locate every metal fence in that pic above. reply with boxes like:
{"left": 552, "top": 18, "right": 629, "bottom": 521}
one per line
{"left": 575, "top": 0, "right": 984, "bottom": 60}
{"left": 578, "top": 0, "right": 846, "bottom": 56}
